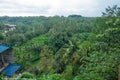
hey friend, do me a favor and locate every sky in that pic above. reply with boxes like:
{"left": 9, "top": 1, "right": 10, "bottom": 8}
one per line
{"left": 0, "top": 0, "right": 120, "bottom": 17}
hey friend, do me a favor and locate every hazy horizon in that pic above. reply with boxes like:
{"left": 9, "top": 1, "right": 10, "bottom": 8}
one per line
{"left": 0, "top": 0, "right": 120, "bottom": 17}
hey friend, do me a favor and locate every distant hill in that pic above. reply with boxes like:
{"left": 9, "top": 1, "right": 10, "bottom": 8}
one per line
{"left": 68, "top": 15, "right": 82, "bottom": 18}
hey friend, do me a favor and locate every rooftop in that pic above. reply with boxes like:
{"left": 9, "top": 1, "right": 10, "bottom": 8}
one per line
{"left": 0, "top": 44, "right": 11, "bottom": 53}
{"left": 0, "top": 64, "right": 21, "bottom": 76}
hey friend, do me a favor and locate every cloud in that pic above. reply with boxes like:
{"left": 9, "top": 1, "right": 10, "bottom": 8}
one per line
{"left": 0, "top": 0, "right": 120, "bottom": 17}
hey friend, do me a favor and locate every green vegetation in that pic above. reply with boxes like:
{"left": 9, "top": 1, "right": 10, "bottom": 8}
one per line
{"left": 0, "top": 5, "right": 120, "bottom": 80}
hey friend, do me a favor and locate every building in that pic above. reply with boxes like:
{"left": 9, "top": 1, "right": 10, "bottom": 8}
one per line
{"left": 0, "top": 44, "right": 21, "bottom": 76}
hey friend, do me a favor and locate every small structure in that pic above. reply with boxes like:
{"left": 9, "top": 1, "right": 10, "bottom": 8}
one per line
{"left": 5, "top": 24, "right": 16, "bottom": 28}
{"left": 0, "top": 44, "right": 20, "bottom": 76}
{"left": 2, "top": 24, "right": 16, "bottom": 37}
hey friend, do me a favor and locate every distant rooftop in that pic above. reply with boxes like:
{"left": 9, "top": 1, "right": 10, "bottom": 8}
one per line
{"left": 0, "top": 44, "right": 11, "bottom": 53}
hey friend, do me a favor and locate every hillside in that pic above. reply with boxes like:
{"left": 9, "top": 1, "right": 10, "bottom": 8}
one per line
{"left": 0, "top": 6, "right": 120, "bottom": 80}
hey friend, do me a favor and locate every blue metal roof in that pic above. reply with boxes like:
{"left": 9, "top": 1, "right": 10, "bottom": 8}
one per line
{"left": 0, "top": 44, "right": 11, "bottom": 53}
{"left": 1, "top": 64, "right": 21, "bottom": 76}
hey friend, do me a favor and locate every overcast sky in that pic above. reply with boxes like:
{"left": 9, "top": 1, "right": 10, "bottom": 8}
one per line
{"left": 0, "top": 0, "right": 120, "bottom": 17}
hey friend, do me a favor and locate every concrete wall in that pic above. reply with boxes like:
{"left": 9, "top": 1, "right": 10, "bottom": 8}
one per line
{"left": 3, "top": 49, "right": 14, "bottom": 63}
{"left": 0, "top": 48, "right": 14, "bottom": 67}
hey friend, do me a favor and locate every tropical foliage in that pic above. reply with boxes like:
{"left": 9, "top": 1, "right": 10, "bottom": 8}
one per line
{"left": 0, "top": 5, "right": 120, "bottom": 80}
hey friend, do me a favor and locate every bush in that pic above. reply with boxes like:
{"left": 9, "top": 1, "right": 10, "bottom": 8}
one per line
{"left": 20, "top": 72, "right": 36, "bottom": 78}
{"left": 38, "top": 74, "right": 66, "bottom": 80}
